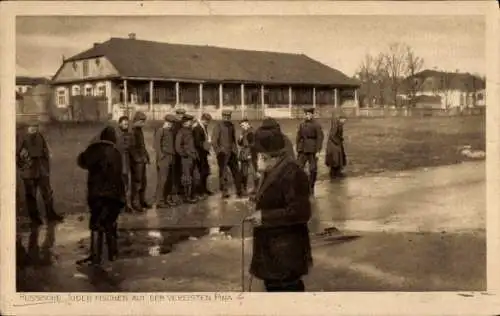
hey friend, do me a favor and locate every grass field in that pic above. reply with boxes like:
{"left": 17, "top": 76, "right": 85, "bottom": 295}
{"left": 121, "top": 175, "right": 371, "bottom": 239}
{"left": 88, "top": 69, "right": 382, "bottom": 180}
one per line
{"left": 16, "top": 115, "right": 485, "bottom": 217}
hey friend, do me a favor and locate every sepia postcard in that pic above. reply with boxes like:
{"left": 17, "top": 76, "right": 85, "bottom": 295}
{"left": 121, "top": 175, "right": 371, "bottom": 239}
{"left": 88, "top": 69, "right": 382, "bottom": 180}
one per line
{"left": 1, "top": 1, "right": 499, "bottom": 315}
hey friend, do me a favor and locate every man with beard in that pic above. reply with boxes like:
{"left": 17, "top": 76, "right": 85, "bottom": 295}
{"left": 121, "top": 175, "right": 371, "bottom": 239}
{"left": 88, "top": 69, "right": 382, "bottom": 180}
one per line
{"left": 115, "top": 116, "right": 135, "bottom": 212}
{"left": 153, "top": 114, "right": 178, "bottom": 208}
{"left": 325, "top": 114, "right": 348, "bottom": 180}
{"left": 246, "top": 119, "right": 313, "bottom": 292}
{"left": 129, "top": 111, "right": 151, "bottom": 212}
{"left": 192, "top": 113, "right": 213, "bottom": 197}
{"left": 76, "top": 126, "right": 125, "bottom": 265}
{"left": 237, "top": 119, "right": 258, "bottom": 196}
{"left": 175, "top": 114, "right": 198, "bottom": 203}
{"left": 17, "top": 120, "right": 64, "bottom": 225}
{"left": 211, "top": 109, "right": 243, "bottom": 199}
{"left": 295, "top": 108, "right": 324, "bottom": 196}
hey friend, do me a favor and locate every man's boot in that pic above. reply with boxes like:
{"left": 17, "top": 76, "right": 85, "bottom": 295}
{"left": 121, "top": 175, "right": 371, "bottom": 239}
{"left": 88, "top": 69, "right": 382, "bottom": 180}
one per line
{"left": 309, "top": 172, "right": 317, "bottom": 196}
{"left": 203, "top": 176, "right": 213, "bottom": 195}
{"left": 46, "top": 206, "right": 64, "bottom": 223}
{"left": 105, "top": 226, "right": 118, "bottom": 262}
{"left": 184, "top": 185, "right": 197, "bottom": 204}
{"left": 76, "top": 230, "right": 102, "bottom": 265}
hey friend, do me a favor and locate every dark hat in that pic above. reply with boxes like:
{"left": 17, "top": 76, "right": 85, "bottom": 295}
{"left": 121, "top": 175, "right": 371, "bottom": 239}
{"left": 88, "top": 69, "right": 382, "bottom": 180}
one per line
{"left": 222, "top": 109, "right": 232, "bottom": 117}
{"left": 99, "top": 126, "right": 117, "bottom": 144}
{"left": 304, "top": 107, "right": 315, "bottom": 114}
{"left": 133, "top": 111, "right": 147, "bottom": 122}
{"left": 164, "top": 114, "right": 177, "bottom": 122}
{"left": 254, "top": 120, "right": 285, "bottom": 154}
{"left": 182, "top": 114, "right": 194, "bottom": 122}
{"left": 175, "top": 108, "right": 186, "bottom": 115}
{"left": 261, "top": 117, "right": 282, "bottom": 131}
{"left": 239, "top": 118, "right": 249, "bottom": 124}
{"left": 201, "top": 113, "right": 212, "bottom": 121}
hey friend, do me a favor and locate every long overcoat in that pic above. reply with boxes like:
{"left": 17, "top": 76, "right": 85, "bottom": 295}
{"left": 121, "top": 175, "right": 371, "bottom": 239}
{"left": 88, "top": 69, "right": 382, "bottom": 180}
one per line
{"left": 250, "top": 154, "right": 313, "bottom": 281}
{"left": 77, "top": 140, "right": 126, "bottom": 206}
{"left": 325, "top": 119, "right": 347, "bottom": 168}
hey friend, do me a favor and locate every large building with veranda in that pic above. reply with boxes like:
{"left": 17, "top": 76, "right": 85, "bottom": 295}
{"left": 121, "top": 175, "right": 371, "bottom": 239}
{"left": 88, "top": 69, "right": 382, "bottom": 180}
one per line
{"left": 51, "top": 34, "right": 360, "bottom": 121}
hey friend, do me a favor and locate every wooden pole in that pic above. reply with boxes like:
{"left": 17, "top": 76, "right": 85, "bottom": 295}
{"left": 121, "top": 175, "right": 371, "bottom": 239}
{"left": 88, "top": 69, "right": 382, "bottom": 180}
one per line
{"left": 175, "top": 82, "right": 180, "bottom": 106}
{"left": 219, "top": 83, "right": 223, "bottom": 119}
{"left": 149, "top": 80, "right": 153, "bottom": 112}
{"left": 288, "top": 86, "right": 293, "bottom": 118}
{"left": 199, "top": 83, "right": 203, "bottom": 118}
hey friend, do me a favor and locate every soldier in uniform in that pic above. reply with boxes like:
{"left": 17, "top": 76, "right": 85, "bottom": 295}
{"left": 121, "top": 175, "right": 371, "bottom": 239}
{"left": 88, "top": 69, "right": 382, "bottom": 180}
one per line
{"left": 295, "top": 108, "right": 324, "bottom": 195}
{"left": 237, "top": 119, "right": 258, "bottom": 195}
{"left": 115, "top": 116, "right": 135, "bottom": 212}
{"left": 129, "top": 111, "right": 151, "bottom": 211}
{"left": 211, "top": 109, "right": 243, "bottom": 199}
{"left": 153, "top": 114, "right": 178, "bottom": 208}
{"left": 175, "top": 114, "right": 198, "bottom": 203}
{"left": 192, "top": 113, "right": 213, "bottom": 196}
{"left": 17, "top": 120, "right": 64, "bottom": 225}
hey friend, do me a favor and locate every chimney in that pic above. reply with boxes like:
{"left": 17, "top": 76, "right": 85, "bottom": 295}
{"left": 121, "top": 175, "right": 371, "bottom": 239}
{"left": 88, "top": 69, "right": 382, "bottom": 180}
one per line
{"left": 128, "top": 33, "right": 136, "bottom": 40}
{"left": 93, "top": 42, "right": 100, "bottom": 47}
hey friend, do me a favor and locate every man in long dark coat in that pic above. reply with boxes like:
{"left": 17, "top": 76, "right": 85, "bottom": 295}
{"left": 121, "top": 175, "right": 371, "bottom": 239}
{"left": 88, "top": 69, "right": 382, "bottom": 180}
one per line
{"left": 325, "top": 115, "right": 347, "bottom": 179}
{"left": 237, "top": 119, "right": 258, "bottom": 195}
{"left": 129, "top": 111, "right": 151, "bottom": 211}
{"left": 295, "top": 108, "right": 324, "bottom": 195}
{"left": 211, "top": 109, "right": 243, "bottom": 199}
{"left": 17, "top": 120, "right": 64, "bottom": 225}
{"left": 169, "top": 108, "right": 186, "bottom": 204}
{"left": 192, "top": 112, "right": 213, "bottom": 196}
{"left": 246, "top": 120, "right": 313, "bottom": 292}
{"left": 175, "top": 114, "right": 198, "bottom": 203}
{"left": 115, "top": 115, "right": 135, "bottom": 212}
{"left": 76, "top": 126, "right": 126, "bottom": 265}
{"left": 153, "top": 114, "right": 177, "bottom": 208}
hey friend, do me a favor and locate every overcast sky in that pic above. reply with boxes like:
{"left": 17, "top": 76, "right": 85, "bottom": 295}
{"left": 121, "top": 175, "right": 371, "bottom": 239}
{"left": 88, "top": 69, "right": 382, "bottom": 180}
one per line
{"left": 16, "top": 15, "right": 485, "bottom": 78}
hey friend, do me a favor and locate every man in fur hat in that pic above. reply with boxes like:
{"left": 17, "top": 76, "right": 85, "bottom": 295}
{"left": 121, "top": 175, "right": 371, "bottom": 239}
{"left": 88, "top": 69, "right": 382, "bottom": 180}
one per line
{"left": 175, "top": 114, "right": 198, "bottom": 203}
{"left": 192, "top": 112, "right": 213, "bottom": 196}
{"left": 129, "top": 111, "right": 151, "bottom": 211}
{"left": 295, "top": 108, "right": 324, "bottom": 195}
{"left": 153, "top": 114, "right": 178, "bottom": 208}
{"left": 76, "top": 126, "right": 125, "bottom": 265}
{"left": 211, "top": 109, "right": 243, "bottom": 198}
{"left": 246, "top": 120, "right": 313, "bottom": 292}
{"left": 17, "top": 120, "right": 64, "bottom": 225}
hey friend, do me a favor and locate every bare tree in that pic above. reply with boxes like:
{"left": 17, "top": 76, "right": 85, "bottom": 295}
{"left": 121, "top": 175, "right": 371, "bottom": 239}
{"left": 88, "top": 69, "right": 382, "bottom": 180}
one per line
{"left": 405, "top": 46, "right": 424, "bottom": 107}
{"left": 383, "top": 43, "right": 409, "bottom": 107}
{"left": 355, "top": 54, "right": 376, "bottom": 107}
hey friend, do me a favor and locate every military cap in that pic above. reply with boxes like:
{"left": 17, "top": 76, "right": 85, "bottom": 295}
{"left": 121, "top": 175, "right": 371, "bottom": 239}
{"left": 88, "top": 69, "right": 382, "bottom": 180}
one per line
{"left": 133, "top": 111, "right": 147, "bottom": 122}
{"left": 164, "top": 114, "right": 177, "bottom": 122}
{"left": 303, "top": 107, "right": 315, "bottom": 114}
{"left": 239, "top": 118, "right": 249, "bottom": 124}
{"left": 201, "top": 113, "right": 212, "bottom": 121}
{"left": 175, "top": 108, "right": 187, "bottom": 115}
{"left": 221, "top": 109, "right": 232, "bottom": 116}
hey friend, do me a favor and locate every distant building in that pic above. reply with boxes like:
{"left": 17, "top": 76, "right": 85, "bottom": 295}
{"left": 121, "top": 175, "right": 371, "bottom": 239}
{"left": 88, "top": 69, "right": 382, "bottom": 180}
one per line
{"left": 400, "top": 69, "right": 486, "bottom": 109}
{"left": 16, "top": 76, "right": 50, "bottom": 95}
{"left": 50, "top": 34, "right": 360, "bottom": 120}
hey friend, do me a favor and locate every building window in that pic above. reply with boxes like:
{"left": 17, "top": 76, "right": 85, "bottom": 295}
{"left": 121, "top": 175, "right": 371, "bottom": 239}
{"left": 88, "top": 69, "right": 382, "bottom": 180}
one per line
{"left": 72, "top": 62, "right": 78, "bottom": 71}
{"left": 84, "top": 84, "right": 94, "bottom": 96}
{"left": 83, "top": 60, "right": 89, "bottom": 77}
{"left": 72, "top": 85, "right": 80, "bottom": 96}
{"left": 95, "top": 58, "right": 101, "bottom": 66}
{"left": 97, "top": 84, "right": 106, "bottom": 97}
{"left": 56, "top": 88, "right": 67, "bottom": 107}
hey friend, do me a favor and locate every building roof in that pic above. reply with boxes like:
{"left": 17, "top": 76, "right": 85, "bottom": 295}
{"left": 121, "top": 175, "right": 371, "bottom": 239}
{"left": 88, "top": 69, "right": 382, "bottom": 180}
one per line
{"left": 402, "top": 69, "right": 485, "bottom": 93}
{"left": 63, "top": 37, "right": 359, "bottom": 87}
{"left": 16, "top": 76, "right": 50, "bottom": 86}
